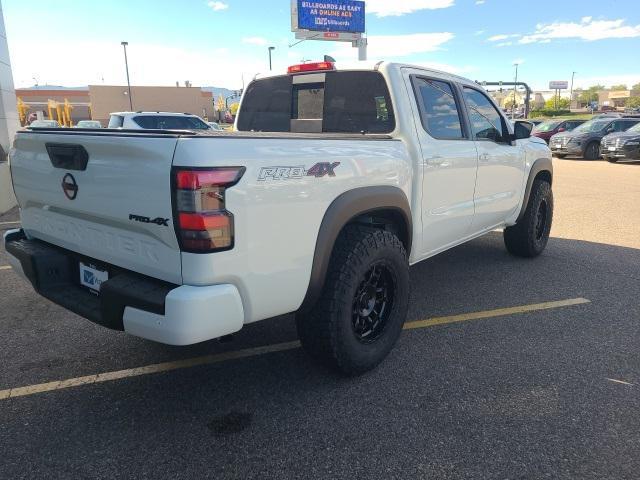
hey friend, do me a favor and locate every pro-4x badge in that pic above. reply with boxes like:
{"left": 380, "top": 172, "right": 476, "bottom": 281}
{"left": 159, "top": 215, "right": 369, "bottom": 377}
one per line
{"left": 257, "top": 162, "right": 340, "bottom": 181}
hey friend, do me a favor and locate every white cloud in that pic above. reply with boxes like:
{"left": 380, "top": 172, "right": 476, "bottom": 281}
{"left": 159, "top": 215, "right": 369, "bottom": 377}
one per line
{"left": 572, "top": 74, "right": 640, "bottom": 90}
{"left": 474, "top": 30, "right": 485, "bottom": 35}
{"left": 475, "top": 0, "right": 485, "bottom": 4}
{"left": 487, "top": 33, "right": 520, "bottom": 42}
{"left": 366, "top": 0, "right": 454, "bottom": 17}
{"left": 8, "top": 40, "right": 266, "bottom": 89}
{"left": 520, "top": 17, "right": 640, "bottom": 44}
{"left": 415, "top": 61, "right": 477, "bottom": 75}
{"left": 331, "top": 32, "right": 454, "bottom": 59}
{"left": 207, "top": 1, "right": 228, "bottom": 11}
{"left": 512, "top": 58, "right": 525, "bottom": 65}
{"left": 242, "top": 36, "right": 268, "bottom": 46}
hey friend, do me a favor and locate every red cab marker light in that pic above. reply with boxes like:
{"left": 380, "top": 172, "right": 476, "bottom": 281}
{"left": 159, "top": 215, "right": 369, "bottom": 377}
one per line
{"left": 287, "top": 62, "right": 335, "bottom": 74}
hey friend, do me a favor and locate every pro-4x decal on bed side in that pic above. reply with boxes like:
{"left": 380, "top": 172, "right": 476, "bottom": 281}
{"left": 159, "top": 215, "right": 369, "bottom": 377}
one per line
{"left": 258, "top": 162, "right": 340, "bottom": 181}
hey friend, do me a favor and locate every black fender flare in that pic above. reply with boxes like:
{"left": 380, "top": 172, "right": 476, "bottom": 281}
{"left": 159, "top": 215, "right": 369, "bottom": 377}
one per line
{"left": 516, "top": 157, "right": 553, "bottom": 223}
{"left": 298, "top": 186, "right": 412, "bottom": 312}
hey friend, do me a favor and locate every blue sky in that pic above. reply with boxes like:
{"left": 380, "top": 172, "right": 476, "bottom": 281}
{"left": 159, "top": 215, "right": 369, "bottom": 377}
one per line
{"left": 4, "top": 0, "right": 640, "bottom": 90}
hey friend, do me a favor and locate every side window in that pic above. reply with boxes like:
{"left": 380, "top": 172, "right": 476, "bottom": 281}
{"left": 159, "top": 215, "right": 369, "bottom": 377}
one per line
{"left": 413, "top": 78, "right": 464, "bottom": 139}
{"left": 462, "top": 87, "right": 507, "bottom": 143}
{"left": 107, "top": 115, "right": 124, "bottom": 128}
{"left": 621, "top": 120, "right": 640, "bottom": 131}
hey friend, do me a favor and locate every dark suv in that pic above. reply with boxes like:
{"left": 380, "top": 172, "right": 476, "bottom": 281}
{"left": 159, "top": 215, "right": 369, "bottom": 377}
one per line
{"left": 532, "top": 119, "right": 586, "bottom": 144}
{"left": 601, "top": 122, "right": 640, "bottom": 162}
{"left": 550, "top": 117, "right": 640, "bottom": 159}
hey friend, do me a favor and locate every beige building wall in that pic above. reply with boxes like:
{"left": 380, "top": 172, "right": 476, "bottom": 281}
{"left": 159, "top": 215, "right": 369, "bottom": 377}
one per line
{"left": 89, "top": 85, "right": 214, "bottom": 125}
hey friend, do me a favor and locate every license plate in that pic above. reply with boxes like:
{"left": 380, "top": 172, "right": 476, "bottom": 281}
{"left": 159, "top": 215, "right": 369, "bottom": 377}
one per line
{"left": 79, "top": 262, "right": 108, "bottom": 292}
{"left": 608, "top": 146, "right": 616, "bottom": 151}
{"left": 554, "top": 144, "right": 562, "bottom": 149}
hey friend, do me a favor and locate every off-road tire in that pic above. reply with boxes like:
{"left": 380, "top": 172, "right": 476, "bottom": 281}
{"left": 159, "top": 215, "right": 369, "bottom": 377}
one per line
{"left": 605, "top": 157, "right": 618, "bottom": 163}
{"left": 504, "top": 179, "right": 553, "bottom": 258}
{"left": 584, "top": 141, "right": 600, "bottom": 160}
{"left": 296, "top": 225, "right": 409, "bottom": 376}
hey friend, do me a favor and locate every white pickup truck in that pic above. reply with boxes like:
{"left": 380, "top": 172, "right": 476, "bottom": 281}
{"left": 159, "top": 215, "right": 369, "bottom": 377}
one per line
{"left": 5, "top": 61, "right": 553, "bottom": 375}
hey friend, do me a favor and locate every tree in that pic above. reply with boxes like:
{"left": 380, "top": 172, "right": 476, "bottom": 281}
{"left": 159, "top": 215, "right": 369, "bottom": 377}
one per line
{"left": 578, "top": 85, "right": 605, "bottom": 104}
{"left": 610, "top": 84, "right": 628, "bottom": 91}
{"left": 544, "top": 97, "right": 570, "bottom": 109}
{"left": 229, "top": 102, "right": 240, "bottom": 115}
{"left": 631, "top": 83, "right": 640, "bottom": 94}
{"left": 627, "top": 97, "right": 640, "bottom": 109}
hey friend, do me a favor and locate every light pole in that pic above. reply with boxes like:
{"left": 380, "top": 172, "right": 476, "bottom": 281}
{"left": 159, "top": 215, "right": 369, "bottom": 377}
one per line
{"left": 512, "top": 62, "right": 519, "bottom": 120}
{"left": 268, "top": 46, "right": 275, "bottom": 71}
{"left": 569, "top": 71, "right": 576, "bottom": 110}
{"left": 121, "top": 41, "right": 133, "bottom": 111}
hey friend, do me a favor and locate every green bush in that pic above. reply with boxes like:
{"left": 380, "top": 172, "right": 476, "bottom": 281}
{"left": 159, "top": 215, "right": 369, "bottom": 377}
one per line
{"left": 529, "top": 109, "right": 571, "bottom": 118}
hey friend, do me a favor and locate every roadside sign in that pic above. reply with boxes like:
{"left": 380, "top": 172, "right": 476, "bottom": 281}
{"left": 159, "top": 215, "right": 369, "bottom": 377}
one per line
{"left": 294, "top": 0, "right": 365, "bottom": 33}
{"left": 290, "top": 0, "right": 367, "bottom": 59}
{"left": 549, "top": 81, "right": 568, "bottom": 90}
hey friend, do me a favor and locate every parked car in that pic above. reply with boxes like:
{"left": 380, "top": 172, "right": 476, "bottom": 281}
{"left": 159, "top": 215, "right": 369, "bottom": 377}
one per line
{"left": 207, "top": 121, "right": 224, "bottom": 131}
{"left": 550, "top": 117, "right": 640, "bottom": 159}
{"left": 600, "top": 122, "right": 640, "bottom": 162}
{"left": 5, "top": 61, "right": 552, "bottom": 375}
{"left": 532, "top": 119, "right": 586, "bottom": 144}
{"left": 27, "top": 120, "right": 60, "bottom": 128}
{"left": 75, "top": 120, "right": 102, "bottom": 129}
{"left": 107, "top": 112, "right": 211, "bottom": 130}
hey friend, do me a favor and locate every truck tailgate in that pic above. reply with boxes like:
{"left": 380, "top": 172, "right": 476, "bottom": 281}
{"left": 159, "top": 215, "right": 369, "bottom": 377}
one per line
{"left": 10, "top": 131, "right": 183, "bottom": 284}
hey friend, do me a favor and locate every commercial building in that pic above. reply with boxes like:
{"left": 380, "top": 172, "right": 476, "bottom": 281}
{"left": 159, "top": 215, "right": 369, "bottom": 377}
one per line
{"left": 16, "top": 85, "right": 216, "bottom": 126}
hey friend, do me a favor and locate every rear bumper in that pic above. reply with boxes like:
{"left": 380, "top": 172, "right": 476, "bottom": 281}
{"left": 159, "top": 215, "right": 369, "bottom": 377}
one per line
{"left": 4, "top": 229, "right": 244, "bottom": 345}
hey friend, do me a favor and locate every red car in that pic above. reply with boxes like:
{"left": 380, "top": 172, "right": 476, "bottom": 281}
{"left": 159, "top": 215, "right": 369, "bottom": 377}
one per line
{"left": 532, "top": 119, "right": 586, "bottom": 144}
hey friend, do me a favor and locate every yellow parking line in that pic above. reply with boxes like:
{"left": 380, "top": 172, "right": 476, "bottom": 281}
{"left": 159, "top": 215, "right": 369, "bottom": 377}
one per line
{"left": 606, "top": 378, "right": 634, "bottom": 386}
{"left": 404, "top": 297, "right": 590, "bottom": 330}
{"left": 0, "top": 297, "right": 590, "bottom": 400}
{"left": 0, "top": 265, "right": 12, "bottom": 270}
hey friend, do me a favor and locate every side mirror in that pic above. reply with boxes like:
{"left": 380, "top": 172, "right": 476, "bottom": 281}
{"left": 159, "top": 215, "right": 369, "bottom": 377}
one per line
{"left": 606, "top": 127, "right": 615, "bottom": 133}
{"left": 513, "top": 120, "right": 533, "bottom": 140}
{"left": 557, "top": 127, "right": 566, "bottom": 132}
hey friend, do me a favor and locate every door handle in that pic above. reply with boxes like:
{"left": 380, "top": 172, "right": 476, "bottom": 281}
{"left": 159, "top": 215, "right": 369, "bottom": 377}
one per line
{"left": 479, "top": 153, "right": 490, "bottom": 162}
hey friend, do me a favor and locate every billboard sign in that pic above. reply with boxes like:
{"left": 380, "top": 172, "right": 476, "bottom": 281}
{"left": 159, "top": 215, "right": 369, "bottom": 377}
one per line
{"left": 549, "top": 81, "right": 568, "bottom": 90}
{"left": 295, "top": 0, "right": 365, "bottom": 33}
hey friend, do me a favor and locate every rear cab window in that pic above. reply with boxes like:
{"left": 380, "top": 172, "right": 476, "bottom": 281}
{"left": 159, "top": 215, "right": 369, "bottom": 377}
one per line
{"left": 237, "top": 71, "right": 395, "bottom": 134}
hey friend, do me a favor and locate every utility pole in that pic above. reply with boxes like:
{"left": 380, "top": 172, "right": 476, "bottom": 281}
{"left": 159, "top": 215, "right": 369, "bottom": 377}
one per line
{"left": 512, "top": 62, "right": 519, "bottom": 120}
{"left": 569, "top": 71, "right": 576, "bottom": 110}
{"left": 121, "top": 41, "right": 133, "bottom": 111}
{"left": 268, "top": 46, "right": 275, "bottom": 71}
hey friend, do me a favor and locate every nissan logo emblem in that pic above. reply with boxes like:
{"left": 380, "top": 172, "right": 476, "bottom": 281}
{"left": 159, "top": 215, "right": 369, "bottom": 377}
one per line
{"left": 62, "top": 173, "right": 78, "bottom": 200}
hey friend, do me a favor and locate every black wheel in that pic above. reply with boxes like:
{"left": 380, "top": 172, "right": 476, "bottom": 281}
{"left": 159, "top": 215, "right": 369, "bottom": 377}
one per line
{"left": 606, "top": 157, "right": 618, "bottom": 163}
{"left": 584, "top": 142, "right": 600, "bottom": 160}
{"left": 296, "top": 225, "right": 409, "bottom": 375}
{"left": 504, "top": 179, "right": 553, "bottom": 258}
{"left": 554, "top": 154, "right": 567, "bottom": 159}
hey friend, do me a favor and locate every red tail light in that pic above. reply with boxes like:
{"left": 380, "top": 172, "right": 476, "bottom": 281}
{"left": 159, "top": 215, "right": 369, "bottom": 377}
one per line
{"left": 173, "top": 167, "right": 245, "bottom": 252}
{"left": 287, "top": 61, "right": 335, "bottom": 74}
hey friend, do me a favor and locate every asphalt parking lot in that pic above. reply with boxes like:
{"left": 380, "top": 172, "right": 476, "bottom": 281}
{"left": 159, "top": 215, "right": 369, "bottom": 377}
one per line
{"left": 1, "top": 157, "right": 639, "bottom": 479}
